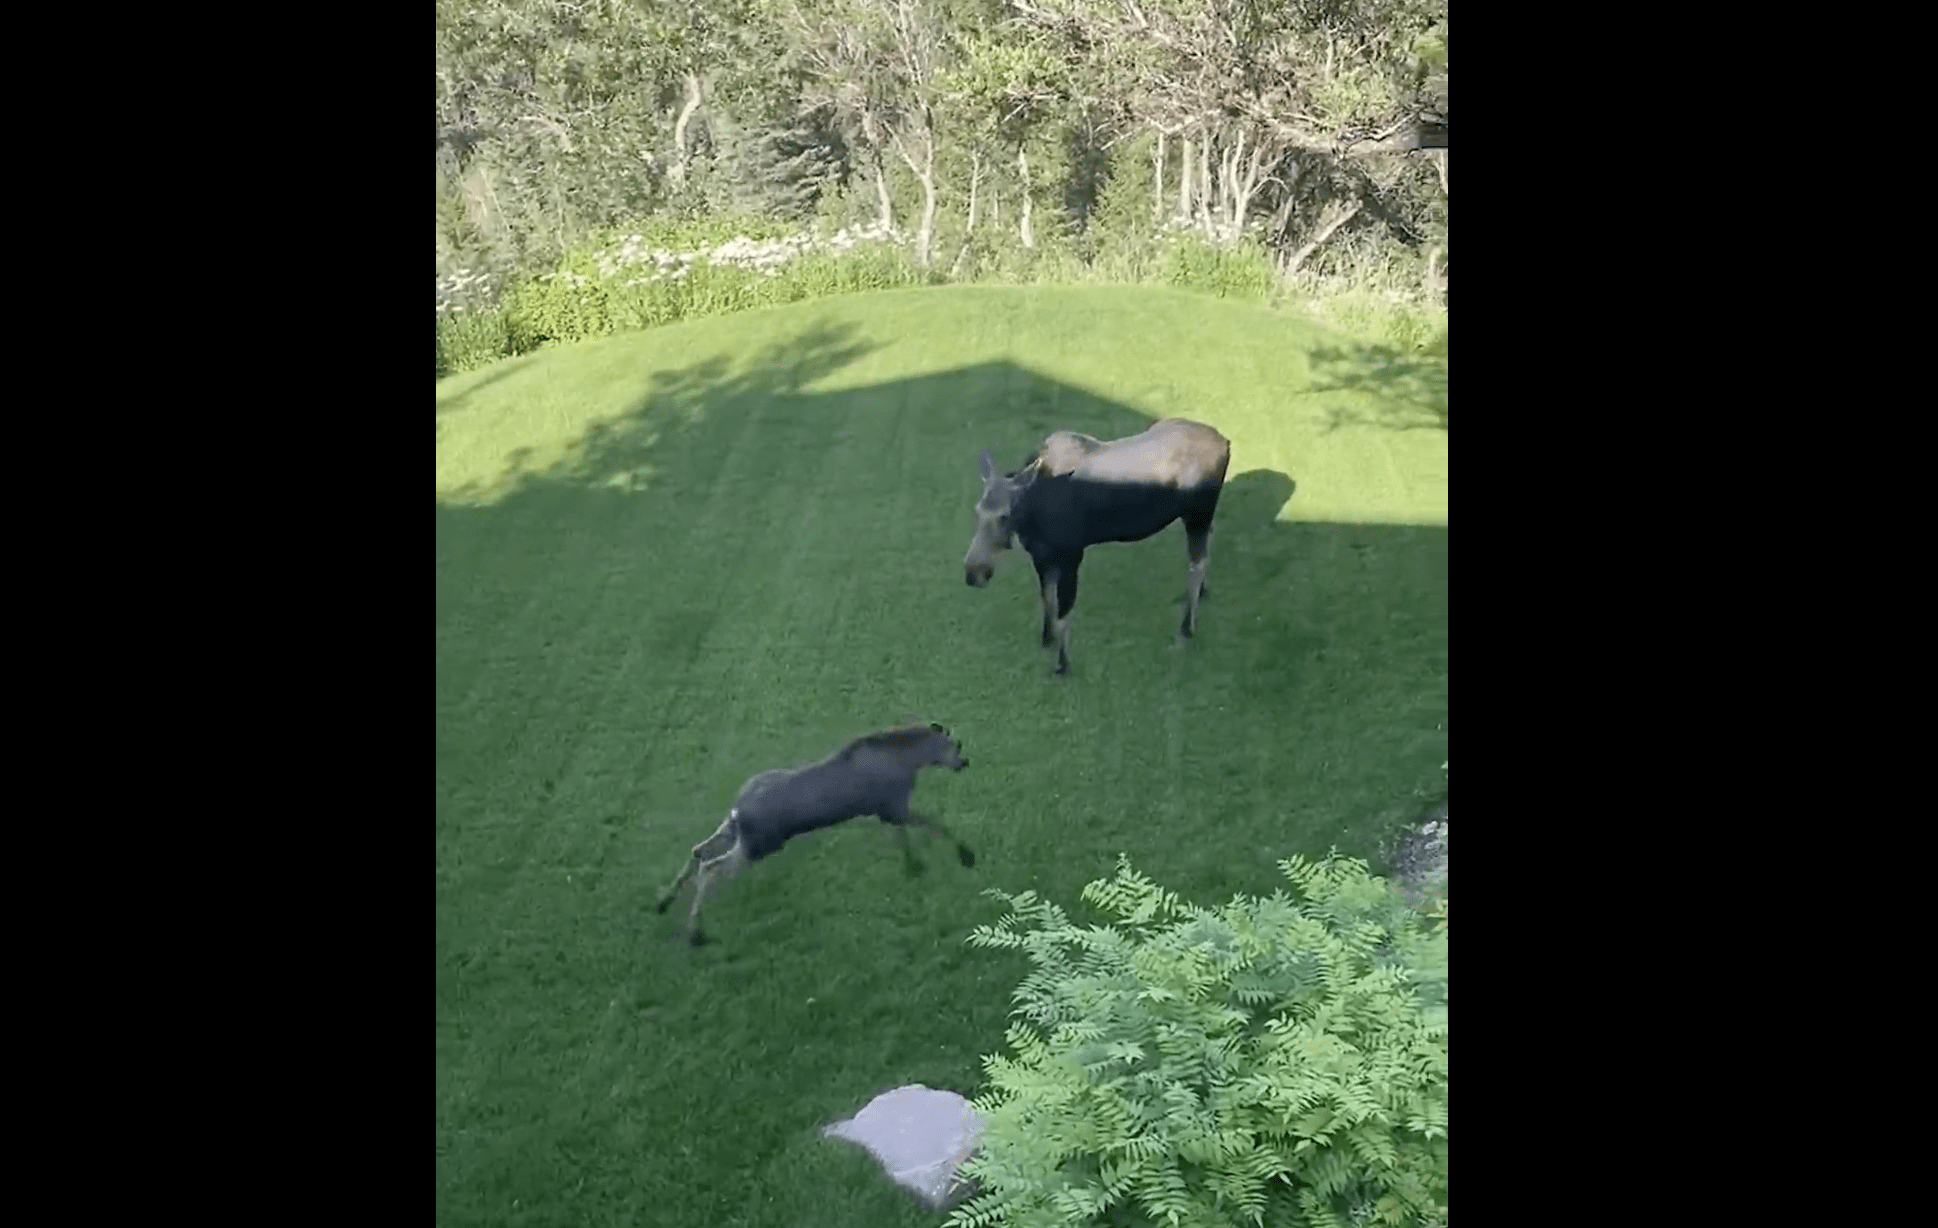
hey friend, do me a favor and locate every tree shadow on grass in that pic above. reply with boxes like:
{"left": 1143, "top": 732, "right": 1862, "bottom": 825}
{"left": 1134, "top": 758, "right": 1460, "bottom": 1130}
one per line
{"left": 435, "top": 319, "right": 880, "bottom": 506}
{"left": 1305, "top": 341, "right": 1448, "bottom": 432}
{"left": 435, "top": 349, "right": 544, "bottom": 415}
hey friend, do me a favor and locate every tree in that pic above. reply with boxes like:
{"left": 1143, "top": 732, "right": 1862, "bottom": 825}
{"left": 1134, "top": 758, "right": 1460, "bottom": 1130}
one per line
{"left": 941, "top": 12, "right": 1072, "bottom": 250}
{"left": 1002, "top": 0, "right": 1445, "bottom": 264}
{"left": 435, "top": 0, "right": 684, "bottom": 269}
{"left": 436, "top": 0, "right": 1450, "bottom": 298}
{"left": 773, "top": 0, "right": 960, "bottom": 266}
{"left": 638, "top": 0, "right": 773, "bottom": 187}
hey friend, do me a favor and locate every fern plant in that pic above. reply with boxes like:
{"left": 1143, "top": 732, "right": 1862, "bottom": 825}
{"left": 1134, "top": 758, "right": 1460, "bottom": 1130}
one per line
{"left": 948, "top": 854, "right": 1447, "bottom": 1228}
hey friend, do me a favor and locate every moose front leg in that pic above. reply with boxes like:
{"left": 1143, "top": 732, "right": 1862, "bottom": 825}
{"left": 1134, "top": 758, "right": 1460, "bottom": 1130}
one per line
{"left": 1051, "top": 559, "right": 1080, "bottom": 675}
{"left": 891, "top": 822, "right": 926, "bottom": 875}
{"left": 656, "top": 815, "right": 738, "bottom": 914}
{"left": 908, "top": 811, "right": 977, "bottom": 867}
{"left": 1032, "top": 556, "right": 1059, "bottom": 648}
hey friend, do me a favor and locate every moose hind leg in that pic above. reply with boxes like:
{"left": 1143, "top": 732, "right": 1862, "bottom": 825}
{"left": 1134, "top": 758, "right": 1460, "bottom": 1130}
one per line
{"left": 1181, "top": 519, "right": 1212, "bottom": 638}
{"left": 657, "top": 815, "right": 737, "bottom": 913}
{"left": 654, "top": 856, "right": 697, "bottom": 914}
{"left": 685, "top": 863, "right": 718, "bottom": 944}
{"left": 685, "top": 844, "right": 747, "bottom": 945}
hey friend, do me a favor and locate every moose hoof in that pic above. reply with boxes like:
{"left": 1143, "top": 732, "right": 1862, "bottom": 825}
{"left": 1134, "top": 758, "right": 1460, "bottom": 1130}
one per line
{"left": 958, "top": 847, "right": 977, "bottom": 868}
{"left": 688, "top": 930, "right": 709, "bottom": 947}
{"left": 654, "top": 898, "right": 671, "bottom": 914}
{"left": 1179, "top": 621, "right": 1195, "bottom": 639}
{"left": 904, "top": 857, "right": 927, "bottom": 877}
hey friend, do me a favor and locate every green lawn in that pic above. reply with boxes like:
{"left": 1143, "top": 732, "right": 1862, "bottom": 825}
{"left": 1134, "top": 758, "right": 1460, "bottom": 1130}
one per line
{"left": 436, "top": 285, "right": 1447, "bottom": 1228}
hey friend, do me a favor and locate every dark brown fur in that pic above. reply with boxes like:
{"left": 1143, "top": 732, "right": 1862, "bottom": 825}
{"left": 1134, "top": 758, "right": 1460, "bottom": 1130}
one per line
{"left": 964, "top": 418, "right": 1232, "bottom": 674}
{"left": 652, "top": 723, "right": 975, "bottom": 944}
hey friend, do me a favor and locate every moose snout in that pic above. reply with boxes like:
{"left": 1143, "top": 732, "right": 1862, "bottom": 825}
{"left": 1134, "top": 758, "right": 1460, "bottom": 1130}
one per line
{"left": 965, "top": 564, "right": 992, "bottom": 587}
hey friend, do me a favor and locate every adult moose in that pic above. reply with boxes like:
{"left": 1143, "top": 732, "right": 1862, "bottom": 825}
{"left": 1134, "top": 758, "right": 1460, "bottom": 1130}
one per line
{"left": 964, "top": 417, "right": 1231, "bottom": 675}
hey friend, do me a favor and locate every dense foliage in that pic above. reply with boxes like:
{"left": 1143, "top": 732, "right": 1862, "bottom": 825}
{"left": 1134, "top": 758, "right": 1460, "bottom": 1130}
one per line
{"left": 949, "top": 854, "right": 1447, "bottom": 1228}
{"left": 436, "top": 0, "right": 1448, "bottom": 336}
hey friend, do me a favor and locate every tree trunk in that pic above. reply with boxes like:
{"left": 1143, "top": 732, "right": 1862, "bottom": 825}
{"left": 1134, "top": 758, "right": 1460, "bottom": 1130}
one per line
{"left": 1269, "top": 180, "right": 1298, "bottom": 244}
{"left": 1425, "top": 244, "right": 1444, "bottom": 302}
{"left": 891, "top": 124, "right": 938, "bottom": 268}
{"left": 1283, "top": 201, "right": 1363, "bottom": 277}
{"left": 1432, "top": 149, "right": 1448, "bottom": 195}
{"left": 950, "top": 151, "right": 984, "bottom": 278}
{"left": 1219, "top": 136, "right": 1241, "bottom": 238}
{"left": 873, "top": 148, "right": 894, "bottom": 231}
{"left": 1193, "top": 137, "right": 1214, "bottom": 234}
{"left": 916, "top": 149, "right": 937, "bottom": 269}
{"left": 1153, "top": 130, "right": 1166, "bottom": 223}
{"left": 1226, "top": 131, "right": 1267, "bottom": 241}
{"left": 1231, "top": 177, "right": 1261, "bottom": 239}
{"left": 1219, "top": 138, "right": 1233, "bottom": 223}
{"left": 1018, "top": 147, "right": 1034, "bottom": 249}
{"left": 671, "top": 73, "right": 704, "bottom": 185}
{"left": 1177, "top": 135, "right": 1193, "bottom": 221}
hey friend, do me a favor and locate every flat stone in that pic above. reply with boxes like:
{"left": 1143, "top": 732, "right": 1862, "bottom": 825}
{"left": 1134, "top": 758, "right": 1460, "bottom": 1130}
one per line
{"left": 822, "top": 1084, "right": 984, "bottom": 1210}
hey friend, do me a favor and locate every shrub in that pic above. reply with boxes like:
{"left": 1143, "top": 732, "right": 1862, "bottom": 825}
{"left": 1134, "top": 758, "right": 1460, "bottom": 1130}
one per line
{"left": 431, "top": 223, "right": 934, "bottom": 377}
{"left": 437, "top": 305, "right": 512, "bottom": 376}
{"left": 1163, "top": 234, "right": 1275, "bottom": 302}
{"left": 433, "top": 192, "right": 1448, "bottom": 381}
{"left": 948, "top": 853, "right": 1447, "bottom": 1228}
{"left": 503, "top": 254, "right": 615, "bottom": 351}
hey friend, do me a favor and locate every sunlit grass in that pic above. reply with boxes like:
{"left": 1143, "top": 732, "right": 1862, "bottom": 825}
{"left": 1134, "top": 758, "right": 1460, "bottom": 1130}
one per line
{"left": 436, "top": 285, "right": 1446, "bottom": 524}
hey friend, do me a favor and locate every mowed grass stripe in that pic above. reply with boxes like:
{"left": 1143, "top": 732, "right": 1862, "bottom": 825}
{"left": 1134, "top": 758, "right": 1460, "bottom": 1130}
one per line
{"left": 439, "top": 406, "right": 738, "bottom": 908}
{"left": 537, "top": 390, "right": 818, "bottom": 891}
{"left": 441, "top": 386, "right": 824, "bottom": 1205}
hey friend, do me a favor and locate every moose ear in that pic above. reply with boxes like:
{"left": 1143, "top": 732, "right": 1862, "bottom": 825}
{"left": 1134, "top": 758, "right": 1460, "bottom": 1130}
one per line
{"left": 977, "top": 448, "right": 996, "bottom": 482}
{"left": 930, "top": 722, "right": 947, "bottom": 733}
